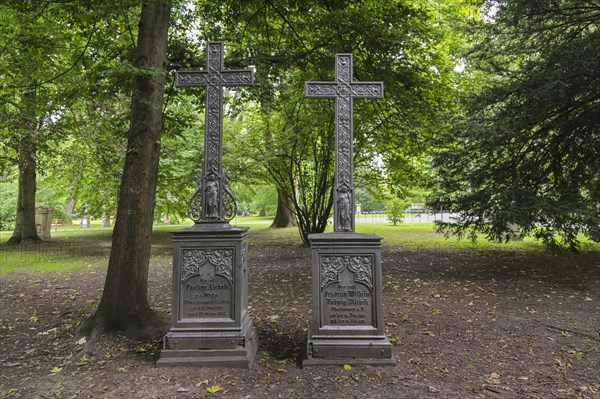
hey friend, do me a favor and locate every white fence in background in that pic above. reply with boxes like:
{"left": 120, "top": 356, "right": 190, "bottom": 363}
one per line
{"left": 355, "top": 210, "right": 459, "bottom": 223}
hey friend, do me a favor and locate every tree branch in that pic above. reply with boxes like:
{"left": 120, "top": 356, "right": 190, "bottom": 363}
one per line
{"left": 7, "top": 19, "right": 98, "bottom": 90}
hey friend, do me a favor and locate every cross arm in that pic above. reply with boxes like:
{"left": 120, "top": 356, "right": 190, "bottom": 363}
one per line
{"left": 220, "top": 70, "right": 254, "bottom": 86}
{"left": 305, "top": 82, "right": 338, "bottom": 98}
{"left": 351, "top": 82, "right": 384, "bottom": 98}
{"left": 175, "top": 71, "right": 209, "bottom": 87}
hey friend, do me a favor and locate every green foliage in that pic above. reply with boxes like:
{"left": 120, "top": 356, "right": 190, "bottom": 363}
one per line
{"left": 355, "top": 186, "right": 387, "bottom": 213}
{"left": 433, "top": 0, "right": 600, "bottom": 251}
{"left": 0, "top": 0, "right": 523, "bottom": 248}
{"left": 262, "top": 83, "right": 336, "bottom": 244}
{"left": 157, "top": 94, "right": 204, "bottom": 222}
{"left": 0, "top": 0, "right": 142, "bottom": 238}
{"left": 0, "top": 178, "right": 17, "bottom": 231}
{"left": 235, "top": 185, "right": 278, "bottom": 216}
{"left": 192, "top": 0, "right": 476, "bottom": 242}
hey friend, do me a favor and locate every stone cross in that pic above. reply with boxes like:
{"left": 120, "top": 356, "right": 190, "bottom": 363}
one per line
{"left": 176, "top": 41, "right": 254, "bottom": 223}
{"left": 305, "top": 54, "right": 383, "bottom": 232}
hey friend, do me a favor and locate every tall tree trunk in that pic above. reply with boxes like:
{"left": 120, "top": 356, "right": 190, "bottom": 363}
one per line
{"left": 65, "top": 199, "right": 76, "bottom": 225}
{"left": 271, "top": 187, "right": 296, "bottom": 228}
{"left": 7, "top": 138, "right": 41, "bottom": 245}
{"left": 86, "top": 1, "right": 170, "bottom": 340}
{"left": 7, "top": 86, "right": 41, "bottom": 245}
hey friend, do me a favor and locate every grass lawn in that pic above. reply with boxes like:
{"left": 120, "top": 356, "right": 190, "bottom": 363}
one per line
{"left": 1, "top": 220, "right": 597, "bottom": 275}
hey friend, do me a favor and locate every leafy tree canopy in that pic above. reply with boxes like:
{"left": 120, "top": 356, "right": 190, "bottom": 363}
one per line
{"left": 433, "top": 0, "right": 600, "bottom": 250}
{"left": 178, "top": 0, "right": 476, "bottom": 243}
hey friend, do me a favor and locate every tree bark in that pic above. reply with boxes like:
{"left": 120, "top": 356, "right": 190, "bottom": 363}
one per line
{"left": 7, "top": 138, "right": 41, "bottom": 245}
{"left": 86, "top": 1, "right": 170, "bottom": 340}
{"left": 7, "top": 86, "right": 41, "bottom": 245}
{"left": 271, "top": 187, "right": 296, "bottom": 228}
{"left": 65, "top": 199, "right": 76, "bottom": 225}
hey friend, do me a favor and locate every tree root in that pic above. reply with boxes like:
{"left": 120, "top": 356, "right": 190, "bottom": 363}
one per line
{"left": 2, "top": 236, "right": 43, "bottom": 247}
{"left": 77, "top": 307, "right": 168, "bottom": 359}
{"left": 80, "top": 326, "right": 100, "bottom": 357}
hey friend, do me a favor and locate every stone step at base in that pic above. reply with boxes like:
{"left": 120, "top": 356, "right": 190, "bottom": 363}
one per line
{"left": 158, "top": 348, "right": 248, "bottom": 358}
{"left": 157, "top": 353, "right": 250, "bottom": 368}
{"left": 157, "top": 340, "right": 257, "bottom": 369}
{"left": 302, "top": 356, "right": 396, "bottom": 368}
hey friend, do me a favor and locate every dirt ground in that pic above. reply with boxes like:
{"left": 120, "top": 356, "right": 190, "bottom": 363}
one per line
{"left": 1, "top": 228, "right": 599, "bottom": 399}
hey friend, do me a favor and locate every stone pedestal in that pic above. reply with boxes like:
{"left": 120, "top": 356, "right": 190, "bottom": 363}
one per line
{"left": 157, "top": 223, "right": 257, "bottom": 368}
{"left": 303, "top": 233, "right": 394, "bottom": 367}
{"left": 35, "top": 206, "right": 53, "bottom": 240}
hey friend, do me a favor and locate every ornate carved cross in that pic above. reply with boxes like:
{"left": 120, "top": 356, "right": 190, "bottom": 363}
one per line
{"left": 176, "top": 41, "right": 254, "bottom": 223}
{"left": 305, "top": 54, "right": 383, "bottom": 232}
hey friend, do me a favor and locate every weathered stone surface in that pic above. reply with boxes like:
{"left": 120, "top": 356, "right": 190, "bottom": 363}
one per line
{"left": 35, "top": 206, "right": 52, "bottom": 240}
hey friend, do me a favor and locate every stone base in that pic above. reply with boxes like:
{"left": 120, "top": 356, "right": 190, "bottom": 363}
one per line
{"left": 157, "top": 324, "right": 258, "bottom": 369}
{"left": 304, "top": 232, "right": 396, "bottom": 367}
{"left": 302, "top": 324, "right": 395, "bottom": 367}
{"left": 158, "top": 223, "right": 257, "bottom": 368}
{"left": 160, "top": 316, "right": 255, "bottom": 350}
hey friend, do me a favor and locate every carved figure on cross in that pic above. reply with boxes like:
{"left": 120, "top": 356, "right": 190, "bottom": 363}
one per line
{"left": 175, "top": 41, "right": 254, "bottom": 223}
{"left": 305, "top": 54, "right": 384, "bottom": 232}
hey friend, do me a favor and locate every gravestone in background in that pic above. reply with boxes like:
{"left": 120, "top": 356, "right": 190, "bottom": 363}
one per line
{"left": 80, "top": 215, "right": 90, "bottom": 229}
{"left": 35, "top": 206, "right": 52, "bottom": 240}
{"left": 157, "top": 42, "right": 257, "bottom": 369}
{"left": 303, "top": 54, "right": 394, "bottom": 366}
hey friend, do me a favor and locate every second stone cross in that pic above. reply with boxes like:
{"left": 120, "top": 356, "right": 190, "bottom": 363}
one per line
{"left": 305, "top": 53, "right": 383, "bottom": 232}
{"left": 303, "top": 54, "right": 394, "bottom": 367}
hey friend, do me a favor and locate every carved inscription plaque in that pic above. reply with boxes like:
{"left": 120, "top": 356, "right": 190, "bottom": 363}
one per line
{"left": 320, "top": 255, "right": 374, "bottom": 327}
{"left": 181, "top": 249, "right": 233, "bottom": 320}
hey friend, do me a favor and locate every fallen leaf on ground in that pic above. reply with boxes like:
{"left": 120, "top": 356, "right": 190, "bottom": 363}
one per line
{"left": 206, "top": 384, "right": 224, "bottom": 394}
{"left": 485, "top": 372, "right": 501, "bottom": 385}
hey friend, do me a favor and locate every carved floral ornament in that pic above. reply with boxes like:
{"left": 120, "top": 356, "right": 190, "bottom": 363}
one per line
{"left": 241, "top": 242, "right": 248, "bottom": 267}
{"left": 182, "top": 249, "right": 233, "bottom": 284}
{"left": 320, "top": 255, "right": 373, "bottom": 290}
